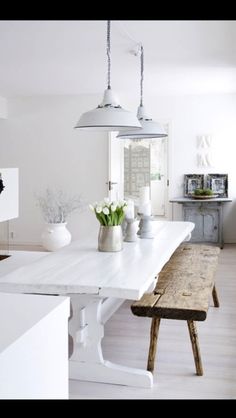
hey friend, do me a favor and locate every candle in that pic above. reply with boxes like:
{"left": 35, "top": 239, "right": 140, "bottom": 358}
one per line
{"left": 139, "top": 186, "right": 150, "bottom": 204}
{"left": 126, "top": 199, "right": 135, "bottom": 219}
{"left": 142, "top": 201, "right": 151, "bottom": 216}
{"left": 139, "top": 186, "right": 151, "bottom": 215}
{"left": 79, "top": 308, "right": 85, "bottom": 328}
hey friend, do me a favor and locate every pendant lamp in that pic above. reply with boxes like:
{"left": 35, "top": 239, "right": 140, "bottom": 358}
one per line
{"left": 74, "top": 21, "right": 141, "bottom": 131}
{"left": 117, "top": 45, "right": 167, "bottom": 139}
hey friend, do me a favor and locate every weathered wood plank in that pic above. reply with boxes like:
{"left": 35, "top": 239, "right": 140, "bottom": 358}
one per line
{"left": 147, "top": 318, "right": 161, "bottom": 373}
{"left": 131, "top": 243, "right": 220, "bottom": 321}
{"left": 132, "top": 292, "right": 161, "bottom": 308}
{"left": 131, "top": 293, "right": 162, "bottom": 316}
{"left": 176, "top": 243, "right": 220, "bottom": 255}
{"left": 187, "top": 320, "right": 203, "bottom": 376}
{"left": 212, "top": 284, "right": 220, "bottom": 307}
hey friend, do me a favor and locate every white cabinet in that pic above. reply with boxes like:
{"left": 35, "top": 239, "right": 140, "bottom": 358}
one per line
{"left": 0, "top": 293, "right": 70, "bottom": 399}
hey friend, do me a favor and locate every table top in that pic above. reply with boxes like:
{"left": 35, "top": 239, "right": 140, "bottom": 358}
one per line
{"left": 0, "top": 221, "right": 194, "bottom": 300}
{"left": 170, "top": 197, "right": 232, "bottom": 203}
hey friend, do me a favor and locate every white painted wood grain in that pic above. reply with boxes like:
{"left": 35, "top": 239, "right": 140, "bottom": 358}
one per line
{"left": 0, "top": 221, "right": 194, "bottom": 300}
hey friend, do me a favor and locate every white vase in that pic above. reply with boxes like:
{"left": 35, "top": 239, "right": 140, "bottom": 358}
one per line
{"left": 41, "top": 222, "right": 72, "bottom": 252}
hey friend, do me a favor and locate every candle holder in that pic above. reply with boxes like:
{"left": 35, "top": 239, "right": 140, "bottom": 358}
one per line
{"left": 124, "top": 218, "right": 138, "bottom": 242}
{"left": 121, "top": 218, "right": 128, "bottom": 237}
{"left": 137, "top": 214, "right": 154, "bottom": 239}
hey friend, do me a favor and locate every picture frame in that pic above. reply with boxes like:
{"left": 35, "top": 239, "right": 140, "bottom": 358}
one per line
{"left": 207, "top": 174, "right": 228, "bottom": 197}
{"left": 184, "top": 174, "right": 204, "bottom": 197}
{"left": 0, "top": 173, "right": 5, "bottom": 194}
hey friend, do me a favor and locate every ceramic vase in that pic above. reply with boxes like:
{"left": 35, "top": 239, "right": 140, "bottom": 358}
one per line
{"left": 41, "top": 222, "right": 71, "bottom": 251}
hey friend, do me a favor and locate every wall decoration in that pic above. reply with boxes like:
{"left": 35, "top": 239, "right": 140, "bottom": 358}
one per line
{"left": 207, "top": 174, "right": 228, "bottom": 197}
{"left": 184, "top": 174, "right": 204, "bottom": 196}
{"left": 0, "top": 168, "right": 19, "bottom": 222}
{"left": 0, "top": 173, "right": 5, "bottom": 194}
{"left": 196, "top": 135, "right": 213, "bottom": 168}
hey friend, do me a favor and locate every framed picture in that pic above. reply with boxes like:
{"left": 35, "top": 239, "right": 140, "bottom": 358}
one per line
{"left": 207, "top": 174, "right": 228, "bottom": 197}
{"left": 0, "top": 173, "right": 4, "bottom": 194}
{"left": 184, "top": 174, "right": 204, "bottom": 196}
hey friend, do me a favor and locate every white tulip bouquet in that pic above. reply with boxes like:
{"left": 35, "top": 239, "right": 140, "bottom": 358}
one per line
{"left": 89, "top": 198, "right": 127, "bottom": 226}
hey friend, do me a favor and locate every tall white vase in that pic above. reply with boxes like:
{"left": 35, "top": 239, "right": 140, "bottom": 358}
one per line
{"left": 41, "top": 222, "right": 72, "bottom": 252}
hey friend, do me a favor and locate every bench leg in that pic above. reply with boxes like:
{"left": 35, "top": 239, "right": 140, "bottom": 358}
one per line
{"left": 187, "top": 320, "right": 203, "bottom": 376}
{"left": 212, "top": 284, "right": 220, "bottom": 307}
{"left": 147, "top": 318, "right": 161, "bottom": 373}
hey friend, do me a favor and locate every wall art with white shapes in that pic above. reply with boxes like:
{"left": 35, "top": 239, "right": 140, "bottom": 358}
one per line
{"left": 0, "top": 168, "right": 19, "bottom": 222}
{"left": 196, "top": 135, "right": 213, "bottom": 168}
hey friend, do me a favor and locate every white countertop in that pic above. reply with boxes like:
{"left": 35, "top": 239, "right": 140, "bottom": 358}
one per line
{"left": 0, "top": 221, "right": 194, "bottom": 300}
{"left": 0, "top": 250, "right": 47, "bottom": 277}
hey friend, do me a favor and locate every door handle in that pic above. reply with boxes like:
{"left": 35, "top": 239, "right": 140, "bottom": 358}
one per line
{"left": 106, "top": 181, "right": 118, "bottom": 191}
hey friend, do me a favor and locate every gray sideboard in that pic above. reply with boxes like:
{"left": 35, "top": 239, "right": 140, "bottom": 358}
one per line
{"left": 170, "top": 198, "right": 232, "bottom": 248}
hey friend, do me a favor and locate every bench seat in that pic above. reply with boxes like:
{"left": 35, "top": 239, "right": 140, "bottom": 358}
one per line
{"left": 131, "top": 243, "right": 220, "bottom": 376}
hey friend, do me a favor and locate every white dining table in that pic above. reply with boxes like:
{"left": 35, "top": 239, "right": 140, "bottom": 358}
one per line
{"left": 0, "top": 220, "right": 194, "bottom": 388}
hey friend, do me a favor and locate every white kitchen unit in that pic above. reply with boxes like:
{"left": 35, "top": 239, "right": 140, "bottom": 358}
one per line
{"left": 0, "top": 292, "right": 70, "bottom": 399}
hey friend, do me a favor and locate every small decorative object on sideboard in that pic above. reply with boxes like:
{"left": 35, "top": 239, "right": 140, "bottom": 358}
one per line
{"left": 184, "top": 174, "right": 204, "bottom": 197}
{"left": 192, "top": 188, "right": 217, "bottom": 199}
{"left": 207, "top": 174, "right": 228, "bottom": 198}
{"left": 36, "top": 188, "right": 85, "bottom": 251}
{"left": 89, "top": 198, "right": 127, "bottom": 252}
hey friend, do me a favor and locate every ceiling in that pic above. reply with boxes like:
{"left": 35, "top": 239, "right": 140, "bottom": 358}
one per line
{"left": 0, "top": 20, "right": 236, "bottom": 97}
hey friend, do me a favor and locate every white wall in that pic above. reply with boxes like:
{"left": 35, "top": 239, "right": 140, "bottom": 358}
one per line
{"left": 0, "top": 95, "right": 108, "bottom": 245}
{"left": 0, "top": 93, "right": 236, "bottom": 244}
{"left": 120, "top": 92, "right": 236, "bottom": 242}
{"left": 0, "top": 96, "right": 7, "bottom": 119}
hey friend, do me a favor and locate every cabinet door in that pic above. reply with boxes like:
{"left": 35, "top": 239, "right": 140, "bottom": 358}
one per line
{"left": 184, "top": 207, "right": 204, "bottom": 241}
{"left": 183, "top": 206, "right": 219, "bottom": 243}
{"left": 202, "top": 210, "right": 219, "bottom": 242}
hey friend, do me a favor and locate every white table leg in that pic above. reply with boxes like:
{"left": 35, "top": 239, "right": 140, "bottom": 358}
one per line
{"left": 68, "top": 294, "right": 153, "bottom": 388}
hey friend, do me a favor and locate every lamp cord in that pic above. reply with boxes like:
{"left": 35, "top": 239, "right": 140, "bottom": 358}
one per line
{"left": 107, "top": 20, "right": 111, "bottom": 89}
{"left": 140, "top": 45, "right": 144, "bottom": 107}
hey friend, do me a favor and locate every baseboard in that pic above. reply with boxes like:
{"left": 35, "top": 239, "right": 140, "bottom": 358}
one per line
{"left": 9, "top": 243, "right": 46, "bottom": 252}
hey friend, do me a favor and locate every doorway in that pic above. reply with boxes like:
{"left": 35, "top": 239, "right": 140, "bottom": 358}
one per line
{"left": 108, "top": 125, "right": 169, "bottom": 217}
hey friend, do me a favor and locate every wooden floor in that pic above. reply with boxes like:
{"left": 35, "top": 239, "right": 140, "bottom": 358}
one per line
{"left": 69, "top": 244, "right": 236, "bottom": 399}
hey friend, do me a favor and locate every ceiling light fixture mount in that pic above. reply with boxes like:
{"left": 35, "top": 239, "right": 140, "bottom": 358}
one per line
{"left": 74, "top": 21, "right": 141, "bottom": 131}
{"left": 117, "top": 44, "right": 167, "bottom": 139}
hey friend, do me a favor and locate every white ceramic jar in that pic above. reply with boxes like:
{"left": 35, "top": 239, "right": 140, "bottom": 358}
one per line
{"left": 41, "top": 222, "right": 71, "bottom": 251}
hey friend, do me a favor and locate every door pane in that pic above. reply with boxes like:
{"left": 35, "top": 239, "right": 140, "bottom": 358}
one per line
{"left": 123, "top": 130, "right": 168, "bottom": 216}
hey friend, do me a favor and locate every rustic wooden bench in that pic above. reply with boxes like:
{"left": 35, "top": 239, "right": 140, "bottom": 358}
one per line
{"left": 131, "top": 243, "right": 220, "bottom": 376}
